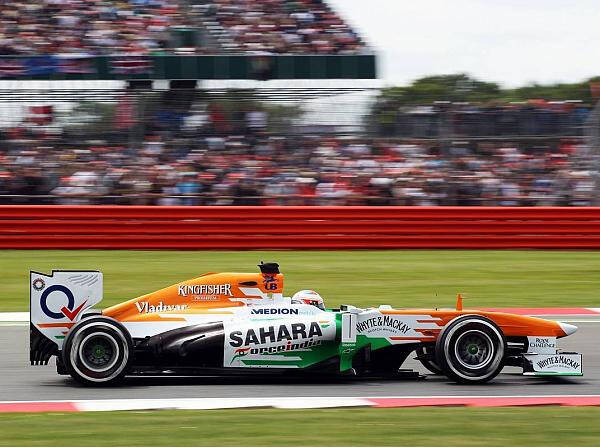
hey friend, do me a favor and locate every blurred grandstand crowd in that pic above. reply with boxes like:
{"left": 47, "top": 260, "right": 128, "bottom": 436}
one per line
{"left": 0, "top": 0, "right": 183, "bottom": 55}
{"left": 0, "top": 0, "right": 366, "bottom": 55}
{"left": 379, "top": 101, "right": 590, "bottom": 139}
{"left": 0, "top": 99, "right": 594, "bottom": 206}
{"left": 198, "top": 0, "right": 366, "bottom": 54}
{"left": 0, "top": 0, "right": 596, "bottom": 207}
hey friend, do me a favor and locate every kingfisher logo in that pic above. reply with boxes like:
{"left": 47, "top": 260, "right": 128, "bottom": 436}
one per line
{"left": 39, "top": 285, "right": 87, "bottom": 321}
{"left": 178, "top": 284, "right": 232, "bottom": 297}
{"left": 251, "top": 308, "right": 298, "bottom": 315}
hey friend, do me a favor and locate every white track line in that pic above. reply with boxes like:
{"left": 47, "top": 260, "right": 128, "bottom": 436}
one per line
{"left": 2, "top": 395, "right": 600, "bottom": 412}
{"left": 0, "top": 312, "right": 28, "bottom": 322}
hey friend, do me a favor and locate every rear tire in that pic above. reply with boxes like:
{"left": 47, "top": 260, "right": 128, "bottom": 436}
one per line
{"left": 435, "top": 315, "right": 506, "bottom": 384}
{"left": 62, "top": 316, "right": 132, "bottom": 386}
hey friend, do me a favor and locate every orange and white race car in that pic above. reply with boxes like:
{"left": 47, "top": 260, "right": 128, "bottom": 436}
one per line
{"left": 30, "top": 263, "right": 582, "bottom": 386}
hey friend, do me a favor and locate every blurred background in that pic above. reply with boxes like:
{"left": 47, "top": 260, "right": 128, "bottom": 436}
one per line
{"left": 0, "top": 0, "right": 598, "bottom": 206}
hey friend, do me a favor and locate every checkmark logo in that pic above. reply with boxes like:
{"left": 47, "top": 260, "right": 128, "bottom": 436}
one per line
{"left": 61, "top": 300, "right": 87, "bottom": 321}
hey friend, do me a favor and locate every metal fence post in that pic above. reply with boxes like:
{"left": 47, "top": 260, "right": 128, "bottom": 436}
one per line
{"left": 584, "top": 99, "right": 600, "bottom": 205}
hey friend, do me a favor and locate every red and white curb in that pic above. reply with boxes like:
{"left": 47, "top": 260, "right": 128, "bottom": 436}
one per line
{"left": 1, "top": 395, "right": 600, "bottom": 413}
{"left": 2, "top": 309, "right": 600, "bottom": 325}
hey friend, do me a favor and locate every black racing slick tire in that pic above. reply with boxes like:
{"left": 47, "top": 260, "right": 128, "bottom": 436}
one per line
{"left": 62, "top": 316, "right": 132, "bottom": 386}
{"left": 415, "top": 345, "right": 443, "bottom": 375}
{"left": 435, "top": 315, "right": 506, "bottom": 384}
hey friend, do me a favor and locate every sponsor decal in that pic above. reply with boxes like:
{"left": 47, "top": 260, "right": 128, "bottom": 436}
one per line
{"left": 135, "top": 301, "right": 189, "bottom": 313}
{"left": 356, "top": 315, "right": 411, "bottom": 335}
{"left": 234, "top": 347, "right": 251, "bottom": 355}
{"left": 229, "top": 322, "right": 323, "bottom": 347}
{"left": 32, "top": 278, "right": 45, "bottom": 291}
{"left": 232, "top": 347, "right": 251, "bottom": 361}
{"left": 229, "top": 339, "right": 322, "bottom": 364}
{"left": 191, "top": 295, "right": 220, "bottom": 302}
{"left": 249, "top": 339, "right": 322, "bottom": 355}
{"left": 263, "top": 275, "right": 278, "bottom": 291}
{"left": 527, "top": 336, "right": 557, "bottom": 354}
{"left": 319, "top": 319, "right": 331, "bottom": 329}
{"left": 39, "top": 285, "right": 87, "bottom": 321}
{"left": 251, "top": 308, "right": 299, "bottom": 315}
{"left": 536, "top": 355, "right": 581, "bottom": 371}
{"left": 223, "top": 318, "right": 335, "bottom": 368}
{"left": 528, "top": 337, "right": 557, "bottom": 352}
{"left": 177, "top": 284, "right": 232, "bottom": 297}
{"left": 529, "top": 338, "right": 556, "bottom": 349}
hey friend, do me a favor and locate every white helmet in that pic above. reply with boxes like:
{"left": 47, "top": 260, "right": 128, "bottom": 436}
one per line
{"left": 291, "top": 290, "right": 325, "bottom": 310}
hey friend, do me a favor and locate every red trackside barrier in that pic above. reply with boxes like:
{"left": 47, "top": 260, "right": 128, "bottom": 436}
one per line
{"left": 0, "top": 206, "right": 599, "bottom": 249}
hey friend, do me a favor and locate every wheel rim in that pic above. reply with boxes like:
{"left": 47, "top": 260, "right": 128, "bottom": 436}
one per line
{"left": 453, "top": 330, "right": 494, "bottom": 369}
{"left": 78, "top": 332, "right": 120, "bottom": 373}
{"left": 68, "top": 322, "right": 130, "bottom": 383}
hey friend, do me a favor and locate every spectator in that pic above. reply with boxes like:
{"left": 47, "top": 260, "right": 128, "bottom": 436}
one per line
{"left": 0, "top": 91, "right": 595, "bottom": 207}
{"left": 0, "top": 0, "right": 368, "bottom": 56}
{"left": 203, "top": 0, "right": 367, "bottom": 54}
{"left": 0, "top": 0, "right": 185, "bottom": 56}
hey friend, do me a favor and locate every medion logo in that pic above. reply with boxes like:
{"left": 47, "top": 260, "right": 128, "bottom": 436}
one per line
{"left": 251, "top": 308, "right": 299, "bottom": 315}
{"left": 178, "top": 284, "right": 232, "bottom": 297}
{"left": 135, "top": 301, "right": 189, "bottom": 313}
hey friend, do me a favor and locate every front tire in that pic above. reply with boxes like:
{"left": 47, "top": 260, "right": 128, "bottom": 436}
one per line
{"left": 435, "top": 315, "right": 506, "bottom": 384}
{"left": 62, "top": 316, "right": 132, "bottom": 386}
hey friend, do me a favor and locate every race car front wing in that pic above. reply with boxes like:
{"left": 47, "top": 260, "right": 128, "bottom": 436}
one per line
{"left": 521, "top": 336, "right": 582, "bottom": 376}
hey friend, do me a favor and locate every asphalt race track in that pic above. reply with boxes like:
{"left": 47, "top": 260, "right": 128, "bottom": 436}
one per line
{"left": 2, "top": 317, "right": 598, "bottom": 402}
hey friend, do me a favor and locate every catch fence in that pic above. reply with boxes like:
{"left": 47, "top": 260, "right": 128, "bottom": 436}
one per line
{"left": 0, "top": 86, "right": 597, "bottom": 207}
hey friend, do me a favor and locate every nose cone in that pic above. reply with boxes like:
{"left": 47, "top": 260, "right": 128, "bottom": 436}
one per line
{"left": 559, "top": 322, "right": 578, "bottom": 337}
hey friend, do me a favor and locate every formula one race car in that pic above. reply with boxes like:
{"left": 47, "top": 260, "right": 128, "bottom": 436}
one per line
{"left": 30, "top": 263, "right": 583, "bottom": 386}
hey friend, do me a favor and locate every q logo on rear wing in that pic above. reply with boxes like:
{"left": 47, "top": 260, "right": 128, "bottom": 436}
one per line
{"left": 30, "top": 270, "right": 104, "bottom": 350}
{"left": 38, "top": 284, "right": 87, "bottom": 321}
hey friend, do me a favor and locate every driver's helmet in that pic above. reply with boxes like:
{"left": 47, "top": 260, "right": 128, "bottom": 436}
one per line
{"left": 291, "top": 290, "right": 325, "bottom": 310}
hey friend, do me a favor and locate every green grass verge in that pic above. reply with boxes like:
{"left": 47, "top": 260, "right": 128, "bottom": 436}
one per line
{"left": 1, "top": 407, "right": 599, "bottom": 447}
{"left": 5, "top": 249, "right": 600, "bottom": 312}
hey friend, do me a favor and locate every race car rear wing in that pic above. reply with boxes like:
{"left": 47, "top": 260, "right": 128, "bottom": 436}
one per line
{"left": 30, "top": 270, "right": 103, "bottom": 365}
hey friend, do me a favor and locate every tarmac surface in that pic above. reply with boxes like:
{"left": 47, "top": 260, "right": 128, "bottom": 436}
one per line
{"left": 1, "top": 317, "right": 598, "bottom": 402}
